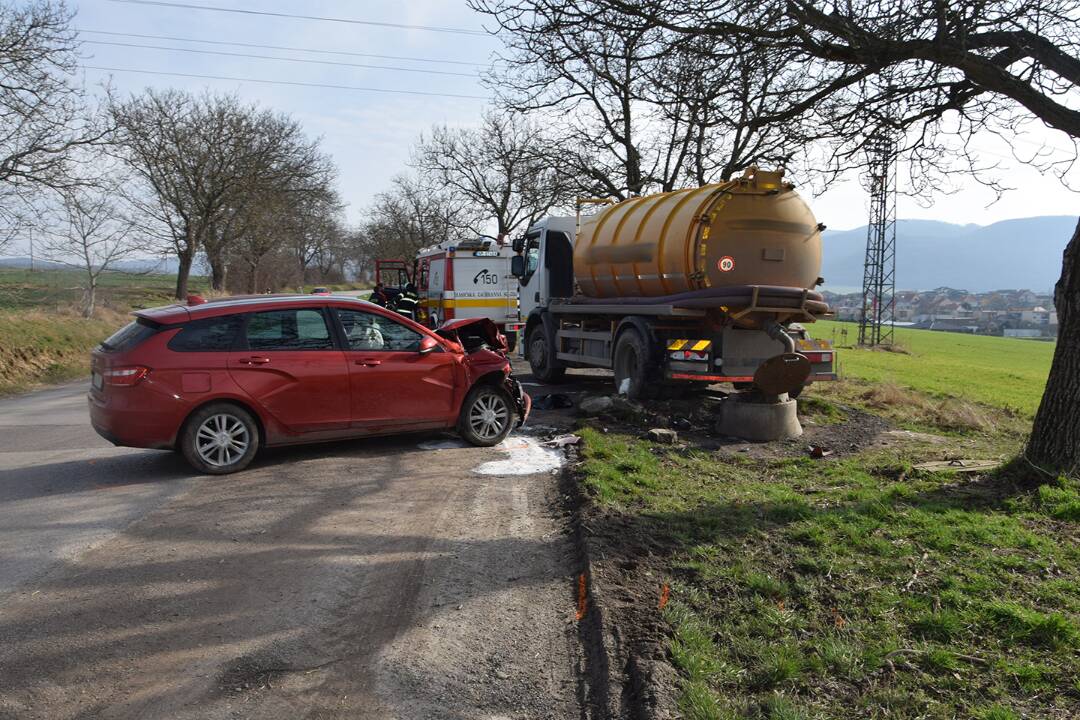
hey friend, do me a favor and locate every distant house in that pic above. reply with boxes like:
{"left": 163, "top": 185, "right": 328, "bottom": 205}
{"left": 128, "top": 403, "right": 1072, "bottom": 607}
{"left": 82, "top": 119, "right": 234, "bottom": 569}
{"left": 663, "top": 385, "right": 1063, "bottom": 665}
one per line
{"left": 1020, "top": 307, "right": 1051, "bottom": 324}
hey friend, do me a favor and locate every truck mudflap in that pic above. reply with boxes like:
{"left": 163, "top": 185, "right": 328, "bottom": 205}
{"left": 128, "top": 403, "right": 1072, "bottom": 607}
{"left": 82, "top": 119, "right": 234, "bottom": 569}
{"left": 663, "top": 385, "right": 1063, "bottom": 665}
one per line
{"left": 506, "top": 375, "right": 532, "bottom": 427}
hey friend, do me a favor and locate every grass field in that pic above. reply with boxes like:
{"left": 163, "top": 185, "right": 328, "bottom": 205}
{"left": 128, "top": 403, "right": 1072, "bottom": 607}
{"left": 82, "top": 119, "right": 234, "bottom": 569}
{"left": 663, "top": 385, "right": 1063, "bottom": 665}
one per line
{"left": 581, "top": 426, "right": 1080, "bottom": 719}
{"left": 812, "top": 320, "right": 1055, "bottom": 417}
{"left": 0, "top": 268, "right": 206, "bottom": 312}
{"left": 576, "top": 319, "right": 1071, "bottom": 719}
{"left": 0, "top": 268, "right": 207, "bottom": 395}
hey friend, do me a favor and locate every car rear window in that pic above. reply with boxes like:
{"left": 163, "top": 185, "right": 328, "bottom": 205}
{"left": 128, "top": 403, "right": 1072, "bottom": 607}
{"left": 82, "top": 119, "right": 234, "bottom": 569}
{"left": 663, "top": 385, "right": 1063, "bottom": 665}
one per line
{"left": 167, "top": 315, "right": 242, "bottom": 352}
{"left": 99, "top": 318, "right": 160, "bottom": 353}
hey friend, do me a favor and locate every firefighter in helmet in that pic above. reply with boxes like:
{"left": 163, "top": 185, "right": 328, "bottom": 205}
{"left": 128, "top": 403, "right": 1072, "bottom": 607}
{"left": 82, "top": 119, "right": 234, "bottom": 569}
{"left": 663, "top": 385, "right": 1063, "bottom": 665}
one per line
{"left": 394, "top": 282, "right": 419, "bottom": 321}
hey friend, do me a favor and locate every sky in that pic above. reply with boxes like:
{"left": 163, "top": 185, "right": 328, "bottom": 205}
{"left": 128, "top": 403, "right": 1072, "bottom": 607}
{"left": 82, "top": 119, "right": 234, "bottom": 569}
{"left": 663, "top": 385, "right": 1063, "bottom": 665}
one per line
{"left": 63, "top": 0, "right": 1080, "bottom": 235}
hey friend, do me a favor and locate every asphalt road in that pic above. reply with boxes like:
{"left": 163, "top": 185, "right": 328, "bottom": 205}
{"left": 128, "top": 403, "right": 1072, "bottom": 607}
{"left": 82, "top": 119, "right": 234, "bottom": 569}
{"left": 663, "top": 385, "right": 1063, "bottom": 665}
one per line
{"left": 0, "top": 381, "right": 584, "bottom": 719}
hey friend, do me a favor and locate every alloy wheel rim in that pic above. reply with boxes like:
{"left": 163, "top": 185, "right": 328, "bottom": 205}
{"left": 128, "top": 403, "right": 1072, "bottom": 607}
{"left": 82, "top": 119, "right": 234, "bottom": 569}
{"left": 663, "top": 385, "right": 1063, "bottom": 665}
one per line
{"left": 195, "top": 413, "right": 250, "bottom": 467}
{"left": 469, "top": 393, "right": 509, "bottom": 440}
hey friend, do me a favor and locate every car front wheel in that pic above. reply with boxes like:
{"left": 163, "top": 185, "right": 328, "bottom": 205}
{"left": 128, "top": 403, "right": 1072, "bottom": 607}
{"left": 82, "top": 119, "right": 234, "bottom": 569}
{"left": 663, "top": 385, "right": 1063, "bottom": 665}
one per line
{"left": 180, "top": 402, "right": 260, "bottom": 475}
{"left": 458, "top": 385, "right": 514, "bottom": 447}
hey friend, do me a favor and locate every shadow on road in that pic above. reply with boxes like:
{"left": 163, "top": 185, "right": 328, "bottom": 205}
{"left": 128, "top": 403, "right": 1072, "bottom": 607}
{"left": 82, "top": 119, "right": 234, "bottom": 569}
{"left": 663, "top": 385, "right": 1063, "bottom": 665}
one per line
{"left": 0, "top": 427, "right": 581, "bottom": 719}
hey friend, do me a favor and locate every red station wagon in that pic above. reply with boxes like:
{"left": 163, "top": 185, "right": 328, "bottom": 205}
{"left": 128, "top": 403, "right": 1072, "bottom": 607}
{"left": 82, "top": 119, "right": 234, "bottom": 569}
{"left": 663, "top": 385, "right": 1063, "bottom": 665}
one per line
{"left": 88, "top": 295, "right": 531, "bottom": 474}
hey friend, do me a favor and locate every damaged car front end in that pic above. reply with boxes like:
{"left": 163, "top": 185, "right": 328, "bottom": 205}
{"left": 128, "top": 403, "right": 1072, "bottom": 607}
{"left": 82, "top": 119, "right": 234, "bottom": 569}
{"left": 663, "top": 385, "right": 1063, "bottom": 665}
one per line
{"left": 437, "top": 317, "right": 531, "bottom": 427}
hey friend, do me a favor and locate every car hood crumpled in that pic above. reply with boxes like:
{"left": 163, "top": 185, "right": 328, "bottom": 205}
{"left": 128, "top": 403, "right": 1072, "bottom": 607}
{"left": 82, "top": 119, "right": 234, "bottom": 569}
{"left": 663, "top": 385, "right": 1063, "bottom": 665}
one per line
{"left": 435, "top": 317, "right": 508, "bottom": 354}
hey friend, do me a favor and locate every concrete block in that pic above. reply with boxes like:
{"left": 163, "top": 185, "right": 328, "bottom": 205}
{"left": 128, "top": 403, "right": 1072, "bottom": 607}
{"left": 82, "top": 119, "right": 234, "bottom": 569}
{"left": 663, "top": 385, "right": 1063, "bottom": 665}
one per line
{"left": 714, "top": 397, "right": 802, "bottom": 441}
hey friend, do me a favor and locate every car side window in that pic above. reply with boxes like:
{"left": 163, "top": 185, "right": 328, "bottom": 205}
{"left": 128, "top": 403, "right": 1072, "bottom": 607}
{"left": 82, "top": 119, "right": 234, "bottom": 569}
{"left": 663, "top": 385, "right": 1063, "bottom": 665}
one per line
{"left": 168, "top": 315, "right": 242, "bottom": 352}
{"left": 245, "top": 309, "right": 334, "bottom": 351}
{"left": 334, "top": 308, "right": 422, "bottom": 352}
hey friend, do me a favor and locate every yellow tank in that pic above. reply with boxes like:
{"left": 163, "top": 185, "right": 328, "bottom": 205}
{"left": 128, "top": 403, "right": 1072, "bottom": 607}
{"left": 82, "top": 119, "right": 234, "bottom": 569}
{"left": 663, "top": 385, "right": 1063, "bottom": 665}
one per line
{"left": 574, "top": 167, "right": 822, "bottom": 298}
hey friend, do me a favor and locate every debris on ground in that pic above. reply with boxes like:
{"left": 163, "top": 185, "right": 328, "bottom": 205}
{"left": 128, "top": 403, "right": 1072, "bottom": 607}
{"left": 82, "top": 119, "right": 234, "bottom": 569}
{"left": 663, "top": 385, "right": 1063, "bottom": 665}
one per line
{"left": 913, "top": 459, "right": 1001, "bottom": 473}
{"left": 671, "top": 417, "right": 693, "bottom": 431}
{"left": 578, "top": 396, "right": 614, "bottom": 416}
{"left": 609, "top": 396, "right": 647, "bottom": 421}
{"left": 808, "top": 445, "right": 833, "bottom": 459}
{"left": 533, "top": 393, "right": 574, "bottom": 410}
{"left": 647, "top": 428, "right": 678, "bottom": 444}
{"left": 543, "top": 434, "right": 582, "bottom": 448}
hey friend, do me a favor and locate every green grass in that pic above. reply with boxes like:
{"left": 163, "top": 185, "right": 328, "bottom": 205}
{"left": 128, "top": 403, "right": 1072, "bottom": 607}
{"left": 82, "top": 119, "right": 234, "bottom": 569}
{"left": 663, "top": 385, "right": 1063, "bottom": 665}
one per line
{"left": 579, "top": 424, "right": 1080, "bottom": 719}
{"left": 0, "top": 268, "right": 210, "bottom": 394}
{"left": 812, "top": 320, "right": 1054, "bottom": 417}
{"left": 0, "top": 268, "right": 206, "bottom": 312}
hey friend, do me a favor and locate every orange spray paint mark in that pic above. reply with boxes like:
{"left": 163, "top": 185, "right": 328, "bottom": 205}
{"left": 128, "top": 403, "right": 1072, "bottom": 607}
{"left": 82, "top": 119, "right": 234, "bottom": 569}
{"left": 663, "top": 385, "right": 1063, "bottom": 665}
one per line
{"left": 658, "top": 583, "right": 671, "bottom": 610}
{"left": 575, "top": 573, "right": 588, "bottom": 621}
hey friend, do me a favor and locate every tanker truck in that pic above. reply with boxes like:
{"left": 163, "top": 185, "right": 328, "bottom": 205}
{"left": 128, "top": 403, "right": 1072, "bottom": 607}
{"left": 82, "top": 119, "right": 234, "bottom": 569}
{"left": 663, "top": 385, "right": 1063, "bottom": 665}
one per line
{"left": 508, "top": 167, "right": 836, "bottom": 401}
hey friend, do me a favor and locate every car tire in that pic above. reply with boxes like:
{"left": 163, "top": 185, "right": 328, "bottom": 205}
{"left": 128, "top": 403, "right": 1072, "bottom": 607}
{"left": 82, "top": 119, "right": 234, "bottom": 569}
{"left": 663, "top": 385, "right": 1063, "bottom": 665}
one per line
{"left": 458, "top": 384, "right": 515, "bottom": 447}
{"left": 180, "top": 402, "right": 260, "bottom": 475}
{"left": 527, "top": 327, "right": 565, "bottom": 383}
{"left": 613, "top": 329, "right": 656, "bottom": 400}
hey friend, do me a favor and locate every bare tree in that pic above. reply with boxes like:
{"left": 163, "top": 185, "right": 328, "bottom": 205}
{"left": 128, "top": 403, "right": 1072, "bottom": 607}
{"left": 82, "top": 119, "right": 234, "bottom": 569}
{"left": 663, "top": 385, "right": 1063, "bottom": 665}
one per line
{"left": 110, "top": 90, "right": 337, "bottom": 298}
{"left": 471, "top": 1, "right": 816, "bottom": 198}
{"left": 357, "top": 175, "right": 478, "bottom": 269}
{"left": 412, "top": 110, "right": 573, "bottom": 238}
{"left": 473, "top": 1, "right": 664, "bottom": 198}
{"left": 286, "top": 188, "right": 345, "bottom": 285}
{"left": 0, "top": 1, "right": 105, "bottom": 251}
{"left": 39, "top": 165, "right": 143, "bottom": 316}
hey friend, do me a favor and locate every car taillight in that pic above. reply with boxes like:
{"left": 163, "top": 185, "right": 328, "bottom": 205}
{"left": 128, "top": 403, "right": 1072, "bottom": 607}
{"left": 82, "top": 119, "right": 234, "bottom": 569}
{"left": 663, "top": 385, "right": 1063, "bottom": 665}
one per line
{"left": 104, "top": 366, "right": 150, "bottom": 386}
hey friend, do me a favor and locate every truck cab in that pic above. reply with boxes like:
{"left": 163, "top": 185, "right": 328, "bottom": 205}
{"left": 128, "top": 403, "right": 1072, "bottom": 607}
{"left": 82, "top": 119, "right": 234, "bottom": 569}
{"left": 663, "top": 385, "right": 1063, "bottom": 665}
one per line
{"left": 514, "top": 216, "right": 576, "bottom": 320}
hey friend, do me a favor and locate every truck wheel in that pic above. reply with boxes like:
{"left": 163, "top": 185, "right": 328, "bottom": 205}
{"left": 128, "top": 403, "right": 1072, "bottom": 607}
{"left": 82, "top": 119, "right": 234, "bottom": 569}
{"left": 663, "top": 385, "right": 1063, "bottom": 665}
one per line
{"left": 613, "top": 329, "right": 655, "bottom": 400}
{"left": 180, "top": 402, "right": 259, "bottom": 475}
{"left": 527, "top": 328, "right": 565, "bottom": 383}
{"left": 504, "top": 330, "right": 517, "bottom": 354}
{"left": 457, "top": 384, "right": 514, "bottom": 447}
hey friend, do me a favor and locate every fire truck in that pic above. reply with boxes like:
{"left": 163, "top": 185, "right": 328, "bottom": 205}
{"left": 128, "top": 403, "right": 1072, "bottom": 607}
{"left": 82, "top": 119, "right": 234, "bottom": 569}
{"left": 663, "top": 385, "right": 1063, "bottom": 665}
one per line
{"left": 415, "top": 237, "right": 521, "bottom": 351}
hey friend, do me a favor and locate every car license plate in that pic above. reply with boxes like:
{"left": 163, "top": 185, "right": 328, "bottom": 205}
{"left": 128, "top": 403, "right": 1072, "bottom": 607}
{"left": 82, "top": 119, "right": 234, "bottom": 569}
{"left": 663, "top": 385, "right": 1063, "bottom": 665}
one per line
{"left": 92, "top": 371, "right": 103, "bottom": 390}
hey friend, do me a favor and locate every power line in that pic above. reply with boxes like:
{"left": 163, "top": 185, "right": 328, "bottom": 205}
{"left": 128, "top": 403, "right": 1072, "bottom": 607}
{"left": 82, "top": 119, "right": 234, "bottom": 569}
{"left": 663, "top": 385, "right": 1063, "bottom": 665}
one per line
{"left": 83, "top": 40, "right": 479, "bottom": 77}
{"left": 82, "top": 64, "right": 490, "bottom": 99}
{"left": 107, "top": 0, "right": 490, "bottom": 36}
{"left": 78, "top": 29, "right": 484, "bottom": 66}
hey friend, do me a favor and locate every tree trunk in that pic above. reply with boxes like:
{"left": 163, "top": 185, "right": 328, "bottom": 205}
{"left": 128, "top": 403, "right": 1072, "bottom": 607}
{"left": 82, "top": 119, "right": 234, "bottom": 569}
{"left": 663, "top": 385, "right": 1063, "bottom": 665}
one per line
{"left": 84, "top": 282, "right": 96, "bottom": 319}
{"left": 1027, "top": 218, "right": 1080, "bottom": 477}
{"left": 209, "top": 253, "right": 227, "bottom": 292}
{"left": 175, "top": 251, "right": 193, "bottom": 299}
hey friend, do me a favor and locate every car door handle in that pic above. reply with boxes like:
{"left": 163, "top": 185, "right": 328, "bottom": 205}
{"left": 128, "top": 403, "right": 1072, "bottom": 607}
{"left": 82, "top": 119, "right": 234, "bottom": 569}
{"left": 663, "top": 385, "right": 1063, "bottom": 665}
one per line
{"left": 355, "top": 358, "right": 382, "bottom": 366}
{"left": 239, "top": 356, "right": 271, "bottom": 365}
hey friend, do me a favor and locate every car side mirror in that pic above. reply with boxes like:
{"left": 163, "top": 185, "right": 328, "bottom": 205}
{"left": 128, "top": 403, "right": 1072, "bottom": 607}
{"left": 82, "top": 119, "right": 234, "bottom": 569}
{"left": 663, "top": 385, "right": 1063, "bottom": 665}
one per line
{"left": 510, "top": 255, "right": 525, "bottom": 278}
{"left": 418, "top": 336, "right": 439, "bottom": 354}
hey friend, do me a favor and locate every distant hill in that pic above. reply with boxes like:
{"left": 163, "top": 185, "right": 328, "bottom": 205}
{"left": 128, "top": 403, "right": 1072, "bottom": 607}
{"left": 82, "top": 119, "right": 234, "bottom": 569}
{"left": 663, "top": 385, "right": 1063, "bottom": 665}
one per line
{"left": 821, "top": 216, "right": 1076, "bottom": 292}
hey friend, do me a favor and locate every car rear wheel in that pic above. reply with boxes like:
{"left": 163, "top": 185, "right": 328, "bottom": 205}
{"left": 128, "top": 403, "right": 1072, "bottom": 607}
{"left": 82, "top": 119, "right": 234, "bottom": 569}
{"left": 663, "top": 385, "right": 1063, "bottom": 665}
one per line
{"left": 458, "top": 385, "right": 514, "bottom": 447}
{"left": 181, "top": 403, "right": 259, "bottom": 475}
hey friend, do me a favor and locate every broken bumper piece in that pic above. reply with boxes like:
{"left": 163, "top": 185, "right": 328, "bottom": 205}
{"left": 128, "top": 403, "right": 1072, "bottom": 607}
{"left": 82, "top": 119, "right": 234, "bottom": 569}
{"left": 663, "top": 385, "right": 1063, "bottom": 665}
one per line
{"left": 507, "top": 376, "right": 531, "bottom": 427}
